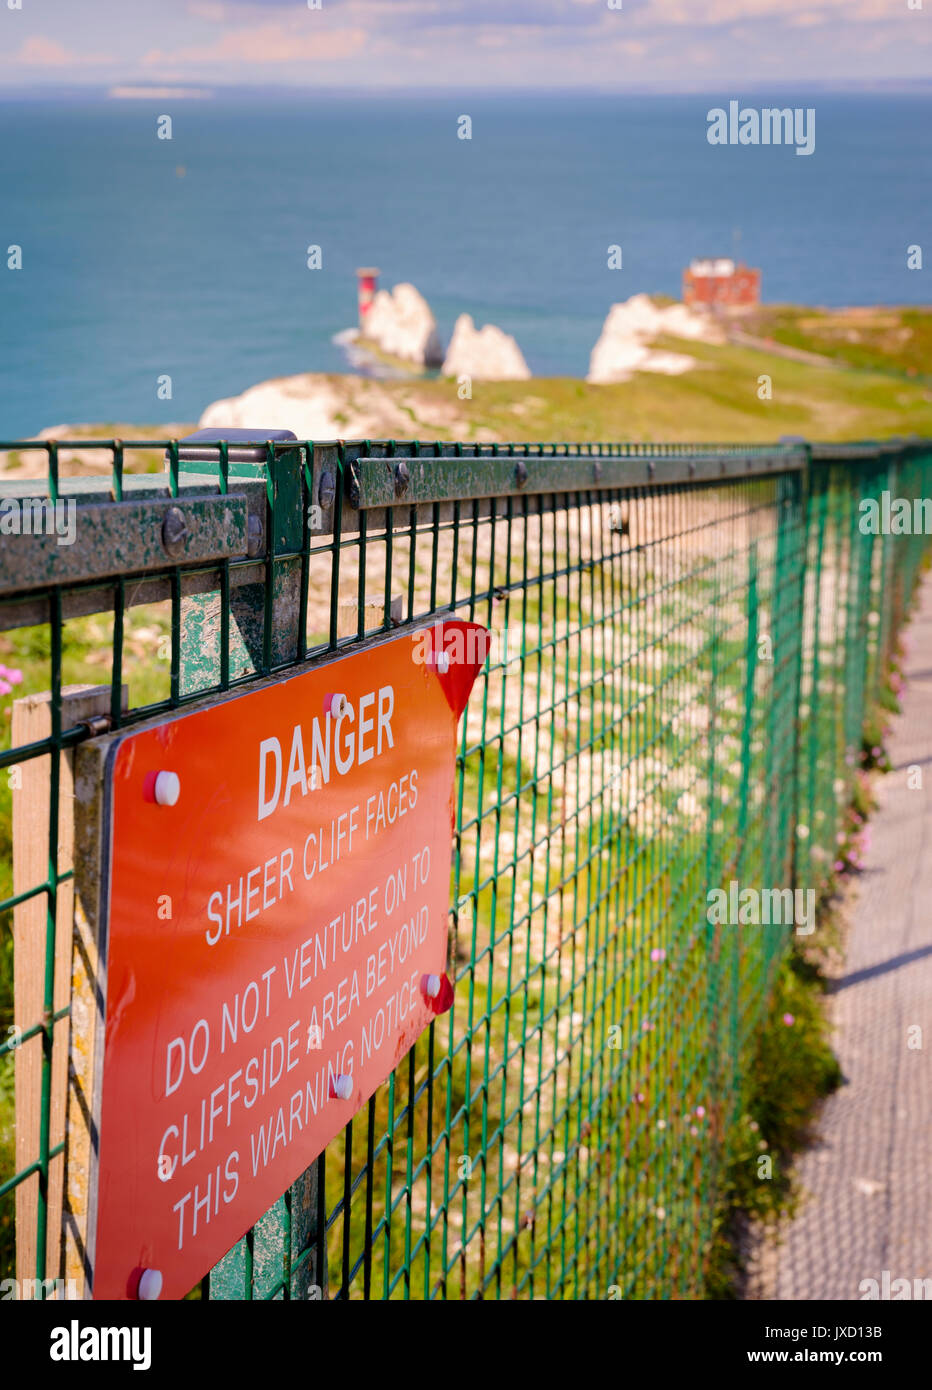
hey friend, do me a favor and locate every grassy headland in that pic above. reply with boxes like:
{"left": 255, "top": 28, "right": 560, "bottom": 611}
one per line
{"left": 1, "top": 305, "right": 930, "bottom": 472}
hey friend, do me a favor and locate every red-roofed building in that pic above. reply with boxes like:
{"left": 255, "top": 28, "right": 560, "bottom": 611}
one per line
{"left": 683, "top": 259, "right": 761, "bottom": 311}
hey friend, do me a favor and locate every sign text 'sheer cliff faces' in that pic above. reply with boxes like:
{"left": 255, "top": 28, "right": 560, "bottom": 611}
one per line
{"left": 204, "top": 770, "right": 418, "bottom": 948}
{"left": 257, "top": 684, "right": 395, "bottom": 821}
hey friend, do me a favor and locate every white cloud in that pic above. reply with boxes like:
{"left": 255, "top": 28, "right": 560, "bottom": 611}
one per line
{"left": 142, "top": 21, "right": 367, "bottom": 66}
{"left": 631, "top": 0, "right": 903, "bottom": 24}
{"left": 3, "top": 0, "right": 926, "bottom": 89}
{"left": 187, "top": 1, "right": 226, "bottom": 19}
{"left": 15, "top": 36, "right": 113, "bottom": 67}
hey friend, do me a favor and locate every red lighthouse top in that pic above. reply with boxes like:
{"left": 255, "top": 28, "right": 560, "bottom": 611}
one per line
{"left": 355, "top": 267, "right": 381, "bottom": 328}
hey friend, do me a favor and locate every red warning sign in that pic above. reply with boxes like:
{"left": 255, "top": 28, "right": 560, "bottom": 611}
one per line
{"left": 85, "top": 621, "right": 487, "bottom": 1299}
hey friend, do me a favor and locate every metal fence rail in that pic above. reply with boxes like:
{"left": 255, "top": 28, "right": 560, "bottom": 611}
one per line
{"left": 0, "top": 435, "right": 929, "bottom": 1299}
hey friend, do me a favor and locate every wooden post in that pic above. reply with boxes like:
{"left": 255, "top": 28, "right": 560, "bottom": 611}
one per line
{"left": 12, "top": 684, "right": 119, "bottom": 1295}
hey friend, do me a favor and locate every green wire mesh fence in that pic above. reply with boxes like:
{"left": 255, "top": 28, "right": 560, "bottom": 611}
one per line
{"left": 0, "top": 436, "right": 929, "bottom": 1299}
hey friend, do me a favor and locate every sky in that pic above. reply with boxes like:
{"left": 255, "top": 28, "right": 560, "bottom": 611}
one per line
{"left": 0, "top": 0, "right": 929, "bottom": 93}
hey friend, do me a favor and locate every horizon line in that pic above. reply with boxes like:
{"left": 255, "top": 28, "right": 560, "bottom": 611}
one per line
{"left": 1, "top": 79, "right": 931, "bottom": 99}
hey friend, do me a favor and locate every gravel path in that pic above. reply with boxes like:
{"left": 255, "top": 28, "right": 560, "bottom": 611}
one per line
{"left": 747, "top": 573, "right": 932, "bottom": 1301}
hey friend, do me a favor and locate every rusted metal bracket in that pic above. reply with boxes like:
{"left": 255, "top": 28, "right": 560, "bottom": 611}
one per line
{"left": 346, "top": 447, "right": 809, "bottom": 512}
{"left": 0, "top": 475, "right": 271, "bottom": 631}
{"left": 0, "top": 490, "right": 249, "bottom": 595}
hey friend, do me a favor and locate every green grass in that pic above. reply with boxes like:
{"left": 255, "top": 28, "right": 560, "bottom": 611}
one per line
{"left": 742, "top": 304, "right": 932, "bottom": 380}
{"left": 2, "top": 322, "right": 931, "bottom": 460}
{"left": 358, "top": 336, "right": 932, "bottom": 446}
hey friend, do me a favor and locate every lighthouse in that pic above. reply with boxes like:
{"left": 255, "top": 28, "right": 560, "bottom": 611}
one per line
{"left": 356, "top": 268, "right": 380, "bottom": 331}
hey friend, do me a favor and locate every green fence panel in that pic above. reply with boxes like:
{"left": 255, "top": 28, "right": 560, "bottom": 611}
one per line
{"left": 1, "top": 437, "right": 930, "bottom": 1300}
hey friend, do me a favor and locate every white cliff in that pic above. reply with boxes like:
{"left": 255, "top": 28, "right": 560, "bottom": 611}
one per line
{"left": 199, "top": 376, "right": 352, "bottom": 438}
{"left": 197, "top": 371, "right": 466, "bottom": 441}
{"left": 587, "top": 294, "right": 723, "bottom": 384}
{"left": 441, "top": 314, "right": 531, "bottom": 381}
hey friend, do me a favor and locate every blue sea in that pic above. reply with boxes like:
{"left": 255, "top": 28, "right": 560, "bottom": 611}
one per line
{"left": 0, "top": 90, "right": 930, "bottom": 439}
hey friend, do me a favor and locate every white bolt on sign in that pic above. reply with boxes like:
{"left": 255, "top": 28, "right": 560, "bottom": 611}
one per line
{"left": 138, "top": 1269, "right": 163, "bottom": 1301}
{"left": 154, "top": 771, "right": 180, "bottom": 806}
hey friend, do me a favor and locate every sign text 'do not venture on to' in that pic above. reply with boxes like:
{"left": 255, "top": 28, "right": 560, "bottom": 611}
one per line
{"left": 80, "top": 621, "right": 487, "bottom": 1299}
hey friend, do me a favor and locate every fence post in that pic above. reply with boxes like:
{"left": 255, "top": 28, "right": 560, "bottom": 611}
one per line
{"left": 702, "top": 538, "right": 729, "bottom": 1159}
{"left": 736, "top": 547, "right": 759, "bottom": 860}
{"left": 802, "top": 454, "right": 829, "bottom": 899}
{"left": 172, "top": 433, "right": 328, "bottom": 1300}
{"left": 787, "top": 453, "right": 810, "bottom": 903}
{"left": 845, "top": 461, "right": 876, "bottom": 767}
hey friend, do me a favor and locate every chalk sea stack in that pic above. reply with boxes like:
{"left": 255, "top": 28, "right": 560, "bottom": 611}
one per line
{"left": 442, "top": 314, "right": 531, "bottom": 381}
{"left": 362, "top": 282, "right": 444, "bottom": 368}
